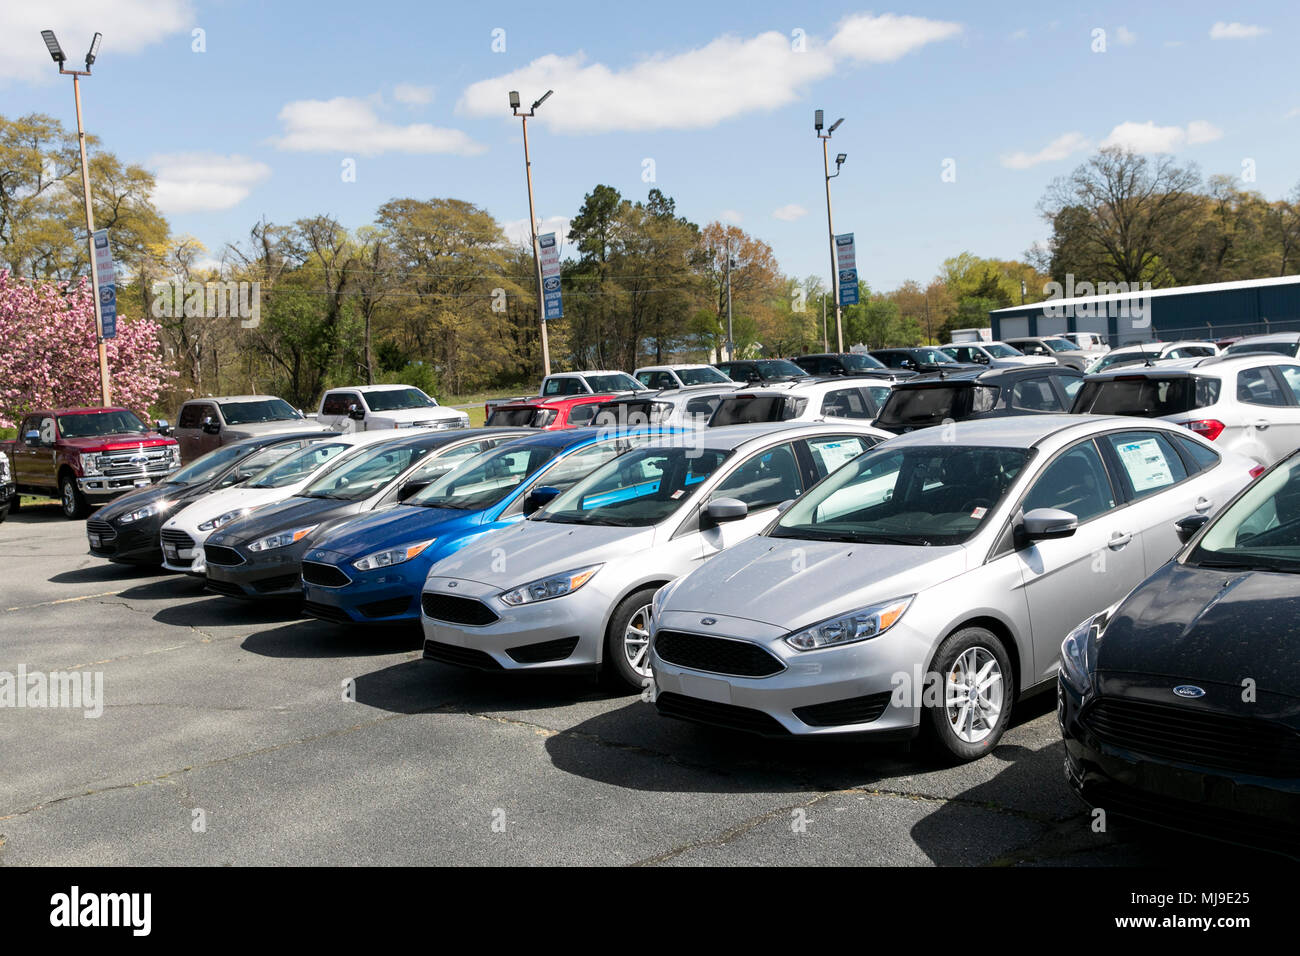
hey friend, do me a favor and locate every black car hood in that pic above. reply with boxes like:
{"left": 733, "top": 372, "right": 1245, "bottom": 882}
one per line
{"left": 217, "top": 494, "right": 353, "bottom": 544}
{"left": 1099, "top": 560, "right": 1300, "bottom": 700}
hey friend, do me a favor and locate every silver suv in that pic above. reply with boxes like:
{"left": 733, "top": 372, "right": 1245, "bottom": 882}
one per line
{"left": 1072, "top": 354, "right": 1300, "bottom": 466}
{"left": 649, "top": 415, "right": 1257, "bottom": 761}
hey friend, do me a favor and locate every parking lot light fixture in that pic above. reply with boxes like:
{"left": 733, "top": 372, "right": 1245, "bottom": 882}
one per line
{"left": 41, "top": 29, "right": 66, "bottom": 63}
{"left": 511, "top": 89, "right": 555, "bottom": 377}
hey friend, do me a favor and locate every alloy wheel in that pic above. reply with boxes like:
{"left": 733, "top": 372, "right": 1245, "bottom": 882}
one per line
{"left": 944, "top": 646, "right": 1004, "bottom": 744}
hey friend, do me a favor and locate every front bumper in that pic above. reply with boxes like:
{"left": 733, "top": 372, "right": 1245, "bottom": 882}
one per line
{"left": 648, "top": 608, "right": 930, "bottom": 738}
{"left": 204, "top": 537, "right": 311, "bottom": 599}
{"left": 78, "top": 470, "right": 171, "bottom": 499}
{"left": 161, "top": 528, "right": 206, "bottom": 575}
{"left": 86, "top": 514, "right": 165, "bottom": 563}
{"left": 299, "top": 549, "right": 425, "bottom": 624}
{"left": 419, "top": 574, "right": 610, "bottom": 672}
{"left": 1059, "top": 676, "right": 1300, "bottom": 858}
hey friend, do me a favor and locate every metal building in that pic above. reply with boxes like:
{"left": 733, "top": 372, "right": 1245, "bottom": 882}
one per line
{"left": 990, "top": 274, "right": 1300, "bottom": 347}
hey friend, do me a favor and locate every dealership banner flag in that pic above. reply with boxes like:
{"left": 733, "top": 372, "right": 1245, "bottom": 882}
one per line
{"left": 539, "top": 232, "right": 563, "bottom": 320}
{"left": 835, "top": 232, "right": 858, "bottom": 306}
{"left": 92, "top": 229, "right": 117, "bottom": 339}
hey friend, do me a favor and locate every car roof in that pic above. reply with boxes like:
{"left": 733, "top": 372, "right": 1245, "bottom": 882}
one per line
{"left": 331, "top": 384, "right": 425, "bottom": 392}
{"left": 42, "top": 407, "right": 136, "bottom": 415}
{"left": 1087, "top": 353, "right": 1300, "bottom": 378}
{"left": 184, "top": 395, "right": 288, "bottom": 404}
{"left": 722, "top": 378, "right": 887, "bottom": 398}
{"left": 634, "top": 363, "right": 716, "bottom": 371}
{"left": 549, "top": 370, "right": 626, "bottom": 377}
{"left": 882, "top": 414, "right": 1175, "bottom": 451}
{"left": 1229, "top": 332, "right": 1300, "bottom": 344}
{"left": 662, "top": 421, "right": 883, "bottom": 450}
{"left": 223, "top": 429, "right": 344, "bottom": 450}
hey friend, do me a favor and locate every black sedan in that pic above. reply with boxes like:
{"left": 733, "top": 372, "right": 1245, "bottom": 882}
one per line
{"left": 203, "top": 427, "right": 530, "bottom": 599}
{"left": 1059, "top": 449, "right": 1300, "bottom": 858}
{"left": 85, "top": 431, "right": 329, "bottom": 565}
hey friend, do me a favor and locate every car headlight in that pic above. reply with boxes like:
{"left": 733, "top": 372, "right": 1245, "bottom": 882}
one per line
{"left": 1059, "top": 603, "right": 1117, "bottom": 695}
{"left": 198, "top": 509, "right": 249, "bottom": 532}
{"left": 351, "top": 539, "right": 436, "bottom": 571}
{"left": 499, "top": 565, "right": 602, "bottom": 607}
{"left": 80, "top": 452, "right": 103, "bottom": 476}
{"left": 0, "top": 455, "right": 11, "bottom": 483}
{"left": 784, "top": 596, "right": 913, "bottom": 651}
{"left": 248, "top": 525, "right": 318, "bottom": 553}
{"left": 119, "top": 502, "right": 168, "bottom": 525}
{"left": 167, "top": 445, "right": 181, "bottom": 466}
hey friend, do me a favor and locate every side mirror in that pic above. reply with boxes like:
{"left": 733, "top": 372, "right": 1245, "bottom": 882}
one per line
{"left": 526, "top": 486, "right": 561, "bottom": 511}
{"left": 776, "top": 499, "right": 796, "bottom": 515}
{"left": 397, "top": 480, "right": 431, "bottom": 502}
{"left": 347, "top": 404, "right": 365, "bottom": 421}
{"left": 201, "top": 416, "right": 221, "bottom": 434}
{"left": 705, "top": 497, "right": 748, "bottom": 524}
{"left": 156, "top": 419, "right": 171, "bottom": 436}
{"left": 24, "top": 430, "right": 40, "bottom": 445}
{"left": 1021, "top": 507, "right": 1078, "bottom": 541}
{"left": 1175, "top": 513, "right": 1211, "bottom": 544}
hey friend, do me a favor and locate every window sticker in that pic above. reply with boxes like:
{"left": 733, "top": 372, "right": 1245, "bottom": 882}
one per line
{"left": 1116, "top": 438, "right": 1173, "bottom": 492}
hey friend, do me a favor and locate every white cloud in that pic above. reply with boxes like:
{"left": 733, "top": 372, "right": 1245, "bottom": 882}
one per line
{"left": 502, "top": 215, "right": 571, "bottom": 248}
{"left": 273, "top": 95, "right": 484, "bottom": 156}
{"left": 771, "top": 204, "right": 807, "bottom": 221}
{"left": 1009, "top": 29, "right": 1029, "bottom": 41}
{"left": 1116, "top": 26, "right": 1137, "bottom": 45}
{"left": 150, "top": 153, "right": 271, "bottom": 213}
{"left": 1210, "top": 22, "right": 1268, "bottom": 40}
{"left": 1001, "top": 131, "right": 1090, "bottom": 169}
{"left": 1101, "top": 120, "right": 1222, "bottom": 153}
{"left": 1287, "top": 107, "right": 1300, "bottom": 119}
{"left": 829, "top": 13, "right": 962, "bottom": 62}
{"left": 393, "top": 83, "right": 434, "bottom": 106}
{"left": 720, "top": 209, "right": 745, "bottom": 224}
{"left": 0, "top": 0, "right": 192, "bottom": 83}
{"left": 458, "top": 16, "right": 960, "bottom": 134}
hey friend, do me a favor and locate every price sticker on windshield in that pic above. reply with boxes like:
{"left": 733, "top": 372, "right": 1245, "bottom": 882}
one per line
{"left": 970, "top": 506, "right": 988, "bottom": 520}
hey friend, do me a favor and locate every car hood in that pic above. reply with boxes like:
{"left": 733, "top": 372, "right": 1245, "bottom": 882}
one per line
{"left": 96, "top": 480, "right": 174, "bottom": 518}
{"left": 661, "top": 534, "right": 971, "bottom": 630}
{"left": 367, "top": 407, "right": 466, "bottom": 423}
{"left": 165, "top": 486, "right": 287, "bottom": 528}
{"left": 1099, "top": 560, "right": 1300, "bottom": 699}
{"left": 217, "top": 495, "right": 358, "bottom": 544}
{"left": 223, "top": 421, "right": 323, "bottom": 438}
{"left": 432, "top": 519, "right": 652, "bottom": 587}
{"left": 308, "top": 502, "right": 484, "bottom": 558}
{"left": 62, "top": 434, "right": 176, "bottom": 451}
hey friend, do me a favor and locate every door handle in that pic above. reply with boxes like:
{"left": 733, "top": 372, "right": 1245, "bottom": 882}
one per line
{"left": 1194, "top": 497, "right": 1213, "bottom": 513}
{"left": 1252, "top": 420, "right": 1271, "bottom": 431}
{"left": 1107, "top": 531, "right": 1132, "bottom": 550}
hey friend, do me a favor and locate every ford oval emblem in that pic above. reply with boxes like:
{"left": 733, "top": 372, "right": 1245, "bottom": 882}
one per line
{"left": 447, "top": 581, "right": 457, "bottom": 588}
{"left": 700, "top": 617, "right": 716, "bottom": 626}
{"left": 1173, "top": 685, "right": 1206, "bottom": 699}
{"left": 130, "top": 454, "right": 149, "bottom": 466}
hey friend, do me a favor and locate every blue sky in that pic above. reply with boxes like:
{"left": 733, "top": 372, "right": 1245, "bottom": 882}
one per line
{"left": 3, "top": 1, "right": 1298, "bottom": 289}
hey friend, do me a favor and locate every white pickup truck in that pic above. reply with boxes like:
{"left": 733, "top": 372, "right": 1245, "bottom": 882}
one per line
{"left": 316, "top": 385, "right": 468, "bottom": 432}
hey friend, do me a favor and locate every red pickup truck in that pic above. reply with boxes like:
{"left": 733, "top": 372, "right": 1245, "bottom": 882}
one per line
{"left": 1, "top": 407, "right": 181, "bottom": 519}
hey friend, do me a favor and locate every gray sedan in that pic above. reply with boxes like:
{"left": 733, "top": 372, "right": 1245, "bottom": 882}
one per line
{"left": 649, "top": 415, "right": 1259, "bottom": 761}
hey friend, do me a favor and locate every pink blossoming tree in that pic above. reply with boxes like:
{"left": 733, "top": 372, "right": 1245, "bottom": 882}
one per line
{"left": 0, "top": 270, "right": 176, "bottom": 428}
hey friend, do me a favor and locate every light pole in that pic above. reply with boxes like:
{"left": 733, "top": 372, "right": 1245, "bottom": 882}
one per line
{"left": 510, "top": 89, "right": 554, "bottom": 377}
{"left": 724, "top": 238, "right": 734, "bottom": 361}
{"left": 42, "top": 29, "right": 110, "bottom": 406}
{"left": 816, "top": 110, "right": 846, "bottom": 354}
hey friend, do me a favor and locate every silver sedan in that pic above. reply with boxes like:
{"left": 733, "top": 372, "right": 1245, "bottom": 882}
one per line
{"left": 649, "top": 415, "right": 1260, "bottom": 761}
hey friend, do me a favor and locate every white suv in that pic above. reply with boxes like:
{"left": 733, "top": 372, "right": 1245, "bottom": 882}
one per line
{"left": 316, "top": 384, "right": 468, "bottom": 432}
{"left": 708, "top": 378, "right": 897, "bottom": 427}
{"left": 1072, "top": 353, "right": 1300, "bottom": 466}
{"left": 539, "top": 371, "right": 646, "bottom": 396}
{"left": 634, "top": 364, "right": 733, "bottom": 389}
{"left": 1085, "top": 340, "right": 1219, "bottom": 374}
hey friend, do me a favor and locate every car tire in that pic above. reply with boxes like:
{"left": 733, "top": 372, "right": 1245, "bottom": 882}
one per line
{"left": 602, "top": 586, "right": 659, "bottom": 693}
{"left": 7, "top": 493, "right": 19, "bottom": 513}
{"left": 0, "top": 501, "right": 8, "bottom": 523}
{"left": 59, "top": 473, "right": 89, "bottom": 520}
{"left": 922, "top": 626, "right": 1015, "bottom": 763}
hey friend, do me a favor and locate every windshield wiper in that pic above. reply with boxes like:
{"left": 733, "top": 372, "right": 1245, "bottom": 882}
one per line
{"left": 1193, "top": 558, "right": 1300, "bottom": 573}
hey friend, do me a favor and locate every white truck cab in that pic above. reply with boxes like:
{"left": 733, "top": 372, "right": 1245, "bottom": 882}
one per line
{"left": 539, "top": 371, "right": 646, "bottom": 396}
{"left": 316, "top": 385, "right": 468, "bottom": 433}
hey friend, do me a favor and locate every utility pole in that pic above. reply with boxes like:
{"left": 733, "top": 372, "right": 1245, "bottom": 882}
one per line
{"left": 815, "top": 110, "right": 846, "bottom": 354}
{"left": 43, "top": 29, "right": 110, "bottom": 406}
{"left": 510, "top": 90, "right": 554, "bottom": 376}
{"left": 822, "top": 293, "right": 828, "bottom": 351}
{"left": 725, "top": 238, "right": 734, "bottom": 361}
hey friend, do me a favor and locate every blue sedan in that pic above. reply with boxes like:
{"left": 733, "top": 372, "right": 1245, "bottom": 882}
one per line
{"left": 299, "top": 427, "right": 678, "bottom": 625}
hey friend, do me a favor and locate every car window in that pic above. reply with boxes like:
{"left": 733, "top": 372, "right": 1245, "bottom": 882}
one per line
{"left": 248, "top": 441, "right": 350, "bottom": 488}
{"left": 1103, "top": 431, "right": 1190, "bottom": 499}
{"left": 544, "top": 377, "right": 583, "bottom": 396}
{"left": 1191, "top": 456, "right": 1300, "bottom": 570}
{"left": 820, "top": 387, "right": 874, "bottom": 419}
{"left": 635, "top": 372, "right": 654, "bottom": 387}
{"left": 536, "top": 441, "right": 624, "bottom": 490}
{"left": 405, "top": 441, "right": 488, "bottom": 482}
{"left": 1274, "top": 365, "right": 1300, "bottom": 404}
{"left": 1171, "top": 434, "right": 1220, "bottom": 474}
{"left": 366, "top": 388, "right": 436, "bottom": 411}
{"left": 710, "top": 443, "right": 803, "bottom": 510}
{"left": 539, "top": 447, "right": 730, "bottom": 526}
{"left": 1060, "top": 376, "right": 1085, "bottom": 402}
{"left": 567, "top": 403, "right": 600, "bottom": 426}
{"left": 1022, "top": 441, "right": 1115, "bottom": 522}
{"left": 1010, "top": 377, "right": 1064, "bottom": 412}
{"left": 178, "top": 403, "right": 203, "bottom": 428}
{"left": 321, "top": 392, "right": 355, "bottom": 416}
{"left": 1236, "top": 367, "right": 1290, "bottom": 407}
{"left": 224, "top": 441, "right": 307, "bottom": 482}
{"left": 304, "top": 444, "right": 429, "bottom": 500}
{"left": 408, "top": 443, "right": 561, "bottom": 510}
{"left": 805, "top": 436, "right": 873, "bottom": 480}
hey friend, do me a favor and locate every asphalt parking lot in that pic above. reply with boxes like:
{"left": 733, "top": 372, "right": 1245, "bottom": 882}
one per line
{"left": 0, "top": 506, "right": 1273, "bottom": 866}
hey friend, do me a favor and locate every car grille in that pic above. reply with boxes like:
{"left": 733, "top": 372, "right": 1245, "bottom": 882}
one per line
{"left": 655, "top": 692, "right": 790, "bottom": 736}
{"left": 204, "top": 544, "right": 245, "bottom": 567}
{"left": 204, "top": 578, "right": 246, "bottom": 598}
{"left": 160, "top": 529, "right": 195, "bottom": 549}
{"left": 252, "top": 573, "right": 301, "bottom": 594}
{"left": 86, "top": 518, "right": 117, "bottom": 549}
{"left": 359, "top": 596, "right": 412, "bottom": 619}
{"left": 506, "top": 636, "right": 580, "bottom": 664}
{"left": 101, "top": 447, "right": 174, "bottom": 476}
{"left": 422, "top": 640, "right": 502, "bottom": 670}
{"left": 302, "top": 561, "right": 351, "bottom": 588}
{"left": 303, "top": 601, "right": 353, "bottom": 624}
{"left": 420, "top": 593, "right": 499, "bottom": 626}
{"left": 653, "top": 630, "right": 784, "bottom": 677}
{"left": 793, "top": 692, "right": 894, "bottom": 727}
{"left": 1083, "top": 698, "right": 1300, "bottom": 778}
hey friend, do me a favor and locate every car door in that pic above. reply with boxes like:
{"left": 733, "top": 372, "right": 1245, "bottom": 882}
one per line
{"left": 699, "top": 441, "right": 804, "bottom": 557}
{"left": 28, "top": 414, "right": 58, "bottom": 486}
{"left": 1257, "top": 364, "right": 1300, "bottom": 461}
{"left": 1234, "top": 364, "right": 1299, "bottom": 462}
{"left": 1005, "top": 438, "right": 1142, "bottom": 683}
{"left": 175, "top": 403, "right": 204, "bottom": 462}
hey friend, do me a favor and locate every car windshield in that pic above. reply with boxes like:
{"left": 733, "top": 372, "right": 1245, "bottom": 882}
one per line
{"left": 1226, "top": 341, "right": 1299, "bottom": 357}
{"left": 1044, "top": 337, "right": 1081, "bottom": 352}
{"left": 677, "top": 367, "right": 731, "bottom": 385}
{"left": 986, "top": 343, "right": 1022, "bottom": 358}
{"left": 1189, "top": 456, "right": 1300, "bottom": 572}
{"left": 586, "top": 373, "right": 644, "bottom": 392}
{"left": 536, "top": 447, "right": 730, "bottom": 526}
{"left": 248, "top": 441, "right": 349, "bottom": 488}
{"left": 1072, "top": 376, "right": 1218, "bottom": 416}
{"left": 841, "top": 353, "right": 887, "bottom": 371}
{"left": 752, "top": 359, "right": 807, "bottom": 379}
{"left": 1093, "top": 349, "right": 1155, "bottom": 372}
{"left": 302, "top": 439, "right": 432, "bottom": 500}
{"left": 405, "top": 442, "right": 561, "bottom": 511}
{"left": 915, "top": 348, "right": 958, "bottom": 364}
{"left": 57, "top": 410, "right": 148, "bottom": 437}
{"left": 163, "top": 442, "right": 251, "bottom": 485}
{"left": 220, "top": 399, "right": 301, "bottom": 425}
{"left": 771, "top": 445, "right": 1030, "bottom": 545}
{"left": 876, "top": 386, "right": 999, "bottom": 427}
{"left": 364, "top": 388, "right": 436, "bottom": 411}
